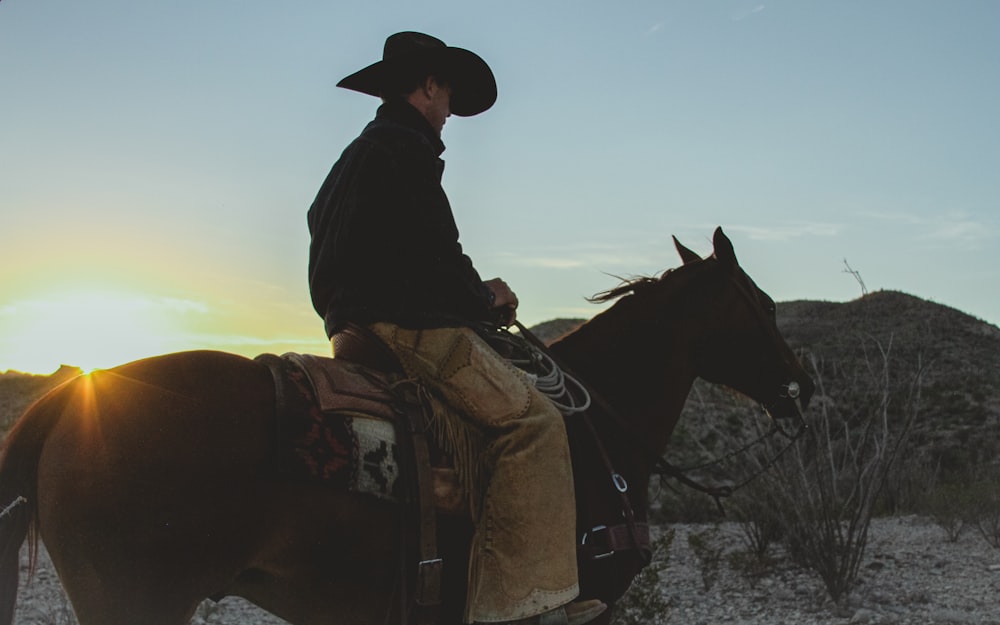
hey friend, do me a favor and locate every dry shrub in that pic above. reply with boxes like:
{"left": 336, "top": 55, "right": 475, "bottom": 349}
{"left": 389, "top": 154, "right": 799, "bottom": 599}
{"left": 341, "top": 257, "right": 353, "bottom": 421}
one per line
{"left": 728, "top": 335, "right": 927, "bottom": 603}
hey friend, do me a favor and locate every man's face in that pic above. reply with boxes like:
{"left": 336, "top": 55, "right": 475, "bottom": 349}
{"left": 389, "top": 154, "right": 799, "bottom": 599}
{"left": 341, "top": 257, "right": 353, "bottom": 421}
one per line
{"left": 424, "top": 79, "right": 452, "bottom": 135}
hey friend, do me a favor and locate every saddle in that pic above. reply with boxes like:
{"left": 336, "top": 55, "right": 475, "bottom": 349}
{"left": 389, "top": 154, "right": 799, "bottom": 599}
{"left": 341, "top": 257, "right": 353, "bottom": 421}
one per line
{"left": 256, "top": 324, "right": 451, "bottom": 611}
{"left": 257, "top": 324, "right": 654, "bottom": 621}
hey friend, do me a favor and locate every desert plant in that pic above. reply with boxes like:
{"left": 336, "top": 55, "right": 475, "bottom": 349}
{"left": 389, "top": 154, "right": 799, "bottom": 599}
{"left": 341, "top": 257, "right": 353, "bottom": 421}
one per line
{"left": 965, "top": 473, "right": 1000, "bottom": 548}
{"left": 686, "top": 526, "right": 724, "bottom": 592}
{"left": 611, "top": 528, "right": 675, "bottom": 625}
{"left": 726, "top": 484, "right": 787, "bottom": 586}
{"left": 735, "top": 335, "right": 927, "bottom": 603}
{"left": 923, "top": 480, "right": 973, "bottom": 542}
{"left": 730, "top": 487, "right": 784, "bottom": 560}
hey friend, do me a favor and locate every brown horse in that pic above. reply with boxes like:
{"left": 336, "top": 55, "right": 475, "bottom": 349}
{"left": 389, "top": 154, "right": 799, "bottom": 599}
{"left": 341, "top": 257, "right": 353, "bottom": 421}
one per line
{"left": 0, "top": 228, "right": 813, "bottom": 625}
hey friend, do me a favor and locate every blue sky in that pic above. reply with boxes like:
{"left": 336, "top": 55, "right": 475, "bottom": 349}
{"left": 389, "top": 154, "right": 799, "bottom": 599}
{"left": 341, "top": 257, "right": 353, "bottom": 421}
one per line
{"left": 2, "top": 0, "right": 998, "bottom": 373}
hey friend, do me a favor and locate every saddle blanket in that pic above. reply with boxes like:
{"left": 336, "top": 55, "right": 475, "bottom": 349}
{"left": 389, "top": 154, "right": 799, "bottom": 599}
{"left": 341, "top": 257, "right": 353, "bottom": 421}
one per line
{"left": 256, "top": 353, "right": 407, "bottom": 502}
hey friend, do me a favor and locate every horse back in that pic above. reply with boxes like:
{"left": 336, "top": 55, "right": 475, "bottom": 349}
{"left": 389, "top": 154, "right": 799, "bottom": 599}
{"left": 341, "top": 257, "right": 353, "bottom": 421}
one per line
{"left": 1, "top": 350, "right": 462, "bottom": 624}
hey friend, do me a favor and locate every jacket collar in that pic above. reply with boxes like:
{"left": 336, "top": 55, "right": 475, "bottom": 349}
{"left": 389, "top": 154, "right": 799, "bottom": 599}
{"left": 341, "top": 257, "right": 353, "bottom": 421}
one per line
{"left": 375, "top": 99, "right": 446, "bottom": 156}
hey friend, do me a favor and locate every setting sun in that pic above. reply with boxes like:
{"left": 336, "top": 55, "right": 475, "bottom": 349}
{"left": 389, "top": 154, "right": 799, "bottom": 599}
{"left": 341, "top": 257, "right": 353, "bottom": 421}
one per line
{"left": 0, "top": 289, "right": 182, "bottom": 374}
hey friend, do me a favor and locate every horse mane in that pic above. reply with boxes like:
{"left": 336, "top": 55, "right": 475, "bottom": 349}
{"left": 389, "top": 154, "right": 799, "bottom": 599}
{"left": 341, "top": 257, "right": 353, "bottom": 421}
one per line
{"left": 586, "top": 270, "right": 674, "bottom": 304}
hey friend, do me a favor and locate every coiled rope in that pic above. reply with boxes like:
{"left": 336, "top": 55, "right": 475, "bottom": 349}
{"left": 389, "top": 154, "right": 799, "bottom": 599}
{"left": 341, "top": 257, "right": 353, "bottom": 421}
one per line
{"left": 474, "top": 323, "right": 591, "bottom": 417}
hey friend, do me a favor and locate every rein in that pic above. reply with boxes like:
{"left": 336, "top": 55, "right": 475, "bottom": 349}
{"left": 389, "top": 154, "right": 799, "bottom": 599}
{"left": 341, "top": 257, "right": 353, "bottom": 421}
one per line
{"left": 478, "top": 321, "right": 651, "bottom": 566}
{"left": 506, "top": 318, "right": 807, "bottom": 515}
{"left": 652, "top": 408, "right": 806, "bottom": 512}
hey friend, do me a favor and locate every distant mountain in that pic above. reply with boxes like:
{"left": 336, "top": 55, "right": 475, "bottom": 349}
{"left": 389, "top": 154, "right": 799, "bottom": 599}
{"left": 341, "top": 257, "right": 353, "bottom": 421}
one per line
{"left": 525, "top": 291, "right": 1000, "bottom": 483}
{"left": 672, "top": 290, "right": 1000, "bottom": 481}
{"left": 0, "top": 365, "right": 83, "bottom": 431}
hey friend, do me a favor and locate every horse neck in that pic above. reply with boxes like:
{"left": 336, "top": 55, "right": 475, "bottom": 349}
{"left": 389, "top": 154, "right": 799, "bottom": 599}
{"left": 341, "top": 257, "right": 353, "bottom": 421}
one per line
{"left": 550, "top": 295, "right": 698, "bottom": 478}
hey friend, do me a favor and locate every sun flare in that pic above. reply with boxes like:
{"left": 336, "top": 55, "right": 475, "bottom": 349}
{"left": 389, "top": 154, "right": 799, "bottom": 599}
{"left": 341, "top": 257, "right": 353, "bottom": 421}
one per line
{"left": 0, "top": 289, "right": 180, "bottom": 374}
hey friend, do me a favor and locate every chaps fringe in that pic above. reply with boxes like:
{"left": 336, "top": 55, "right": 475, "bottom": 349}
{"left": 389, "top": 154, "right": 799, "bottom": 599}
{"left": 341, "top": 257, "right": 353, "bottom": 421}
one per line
{"left": 418, "top": 385, "right": 489, "bottom": 520}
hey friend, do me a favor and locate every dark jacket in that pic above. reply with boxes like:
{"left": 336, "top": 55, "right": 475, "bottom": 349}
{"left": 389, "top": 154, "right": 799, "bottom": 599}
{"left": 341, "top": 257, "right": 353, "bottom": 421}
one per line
{"left": 308, "top": 99, "right": 493, "bottom": 337}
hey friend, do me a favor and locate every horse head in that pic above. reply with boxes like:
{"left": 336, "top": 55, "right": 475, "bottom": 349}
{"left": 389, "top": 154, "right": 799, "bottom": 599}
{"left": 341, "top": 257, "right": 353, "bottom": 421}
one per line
{"left": 552, "top": 227, "right": 815, "bottom": 610}
{"left": 567, "top": 226, "right": 814, "bottom": 450}
{"left": 669, "top": 227, "right": 814, "bottom": 423}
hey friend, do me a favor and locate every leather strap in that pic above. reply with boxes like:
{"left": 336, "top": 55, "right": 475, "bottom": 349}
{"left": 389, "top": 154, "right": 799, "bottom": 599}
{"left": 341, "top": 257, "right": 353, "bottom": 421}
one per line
{"left": 405, "top": 400, "right": 443, "bottom": 607}
{"left": 330, "top": 325, "right": 442, "bottom": 622}
{"left": 332, "top": 323, "right": 402, "bottom": 373}
{"left": 513, "top": 321, "right": 653, "bottom": 567}
{"left": 538, "top": 607, "right": 569, "bottom": 625}
{"left": 580, "top": 522, "right": 651, "bottom": 561}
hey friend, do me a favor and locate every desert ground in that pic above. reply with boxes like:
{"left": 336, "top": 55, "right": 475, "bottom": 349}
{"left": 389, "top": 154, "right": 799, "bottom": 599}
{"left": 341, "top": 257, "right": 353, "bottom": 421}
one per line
{"left": 12, "top": 515, "right": 1000, "bottom": 625}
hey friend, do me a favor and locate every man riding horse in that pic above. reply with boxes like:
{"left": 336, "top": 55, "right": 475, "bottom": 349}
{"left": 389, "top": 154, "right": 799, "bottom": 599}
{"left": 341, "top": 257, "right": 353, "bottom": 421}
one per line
{"left": 307, "top": 32, "right": 605, "bottom": 625}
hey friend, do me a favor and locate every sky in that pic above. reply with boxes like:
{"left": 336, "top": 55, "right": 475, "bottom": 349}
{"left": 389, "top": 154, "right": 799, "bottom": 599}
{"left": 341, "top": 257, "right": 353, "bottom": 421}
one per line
{"left": 1, "top": 0, "right": 998, "bottom": 375}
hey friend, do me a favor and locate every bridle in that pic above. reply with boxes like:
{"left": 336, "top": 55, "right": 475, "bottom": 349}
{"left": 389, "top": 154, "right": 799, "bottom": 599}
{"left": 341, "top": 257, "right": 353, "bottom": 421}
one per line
{"left": 667, "top": 265, "right": 813, "bottom": 503}
{"left": 652, "top": 381, "right": 808, "bottom": 511}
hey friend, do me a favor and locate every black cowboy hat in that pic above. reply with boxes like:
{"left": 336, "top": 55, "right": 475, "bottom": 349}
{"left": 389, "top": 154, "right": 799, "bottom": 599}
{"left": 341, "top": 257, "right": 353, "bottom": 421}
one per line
{"left": 337, "top": 31, "right": 497, "bottom": 117}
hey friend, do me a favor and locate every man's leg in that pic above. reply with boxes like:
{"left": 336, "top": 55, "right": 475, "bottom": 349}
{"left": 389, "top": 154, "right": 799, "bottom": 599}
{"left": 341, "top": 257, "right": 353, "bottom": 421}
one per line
{"left": 369, "top": 323, "right": 583, "bottom": 623}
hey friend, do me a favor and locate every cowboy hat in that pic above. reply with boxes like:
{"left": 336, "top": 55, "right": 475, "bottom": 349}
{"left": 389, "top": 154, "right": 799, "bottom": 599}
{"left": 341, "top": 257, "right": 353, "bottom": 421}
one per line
{"left": 337, "top": 31, "right": 497, "bottom": 117}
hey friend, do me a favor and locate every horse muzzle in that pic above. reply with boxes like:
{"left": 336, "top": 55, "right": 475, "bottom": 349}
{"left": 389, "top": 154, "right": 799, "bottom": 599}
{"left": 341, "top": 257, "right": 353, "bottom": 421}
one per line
{"left": 764, "top": 377, "right": 814, "bottom": 434}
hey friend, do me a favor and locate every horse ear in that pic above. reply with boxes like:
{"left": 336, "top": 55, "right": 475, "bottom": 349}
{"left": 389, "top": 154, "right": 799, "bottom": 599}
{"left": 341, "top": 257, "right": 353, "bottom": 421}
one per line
{"left": 712, "top": 227, "right": 738, "bottom": 266}
{"left": 673, "top": 236, "right": 702, "bottom": 265}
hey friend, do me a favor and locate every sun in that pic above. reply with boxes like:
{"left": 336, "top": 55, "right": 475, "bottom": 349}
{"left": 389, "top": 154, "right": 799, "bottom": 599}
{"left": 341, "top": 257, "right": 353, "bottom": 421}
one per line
{"left": 0, "top": 289, "right": 177, "bottom": 374}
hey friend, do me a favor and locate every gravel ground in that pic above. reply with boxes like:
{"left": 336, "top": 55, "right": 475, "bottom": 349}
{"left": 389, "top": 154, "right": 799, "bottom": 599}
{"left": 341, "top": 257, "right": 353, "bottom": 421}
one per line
{"left": 652, "top": 515, "right": 1000, "bottom": 625}
{"left": 12, "top": 515, "right": 1000, "bottom": 624}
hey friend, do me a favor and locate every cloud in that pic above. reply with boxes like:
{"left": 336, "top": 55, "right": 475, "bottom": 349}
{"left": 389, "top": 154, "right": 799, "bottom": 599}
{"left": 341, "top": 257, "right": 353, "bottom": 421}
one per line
{"left": 861, "top": 210, "right": 993, "bottom": 244}
{"left": 0, "top": 293, "right": 210, "bottom": 316}
{"left": 157, "top": 297, "right": 210, "bottom": 314}
{"left": 721, "top": 222, "right": 844, "bottom": 241}
{"left": 497, "top": 243, "right": 664, "bottom": 271}
{"left": 730, "top": 4, "right": 766, "bottom": 22}
{"left": 644, "top": 22, "right": 666, "bottom": 37}
{"left": 508, "top": 257, "right": 587, "bottom": 270}
{"left": 186, "top": 333, "right": 315, "bottom": 347}
{"left": 174, "top": 332, "right": 330, "bottom": 357}
{"left": 922, "top": 221, "right": 990, "bottom": 242}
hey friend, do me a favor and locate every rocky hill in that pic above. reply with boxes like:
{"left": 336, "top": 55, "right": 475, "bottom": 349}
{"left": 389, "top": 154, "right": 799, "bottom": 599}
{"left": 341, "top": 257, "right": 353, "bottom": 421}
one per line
{"left": 528, "top": 291, "right": 1000, "bottom": 488}
{"left": 772, "top": 291, "right": 1000, "bottom": 474}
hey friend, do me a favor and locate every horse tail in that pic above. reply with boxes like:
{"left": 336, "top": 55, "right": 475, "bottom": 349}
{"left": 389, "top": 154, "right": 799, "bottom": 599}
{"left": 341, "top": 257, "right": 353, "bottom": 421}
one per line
{"left": 0, "top": 378, "right": 75, "bottom": 625}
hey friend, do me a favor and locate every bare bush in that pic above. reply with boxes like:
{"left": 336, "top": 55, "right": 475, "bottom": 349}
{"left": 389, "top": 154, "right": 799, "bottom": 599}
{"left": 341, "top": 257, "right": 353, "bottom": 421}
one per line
{"left": 727, "top": 490, "right": 785, "bottom": 586}
{"left": 966, "top": 472, "right": 1000, "bottom": 549}
{"left": 734, "top": 335, "right": 927, "bottom": 603}
{"left": 686, "top": 526, "right": 724, "bottom": 592}
{"left": 730, "top": 489, "right": 783, "bottom": 561}
{"left": 923, "top": 480, "right": 972, "bottom": 542}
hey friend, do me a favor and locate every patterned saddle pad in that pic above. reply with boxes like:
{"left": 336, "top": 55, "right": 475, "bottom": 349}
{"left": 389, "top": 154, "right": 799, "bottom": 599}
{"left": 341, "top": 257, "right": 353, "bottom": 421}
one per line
{"left": 256, "top": 352, "right": 416, "bottom": 502}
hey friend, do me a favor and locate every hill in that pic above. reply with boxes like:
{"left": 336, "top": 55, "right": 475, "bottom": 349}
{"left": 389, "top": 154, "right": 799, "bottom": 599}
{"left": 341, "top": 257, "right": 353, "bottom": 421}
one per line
{"left": 526, "top": 291, "right": 1000, "bottom": 483}
{"left": 777, "top": 292, "right": 1000, "bottom": 470}
{"left": 664, "top": 290, "right": 1000, "bottom": 496}
{"left": 4, "top": 292, "right": 999, "bottom": 478}
{"left": 0, "top": 365, "right": 82, "bottom": 431}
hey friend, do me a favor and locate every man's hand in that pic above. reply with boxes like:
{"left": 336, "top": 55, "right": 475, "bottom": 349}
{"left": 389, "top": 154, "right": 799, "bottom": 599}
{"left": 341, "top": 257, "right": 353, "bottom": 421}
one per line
{"left": 484, "top": 277, "right": 518, "bottom": 326}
